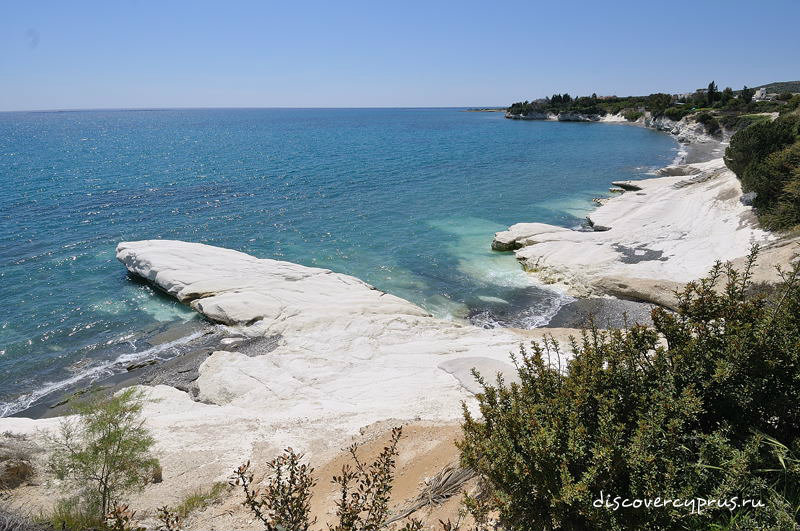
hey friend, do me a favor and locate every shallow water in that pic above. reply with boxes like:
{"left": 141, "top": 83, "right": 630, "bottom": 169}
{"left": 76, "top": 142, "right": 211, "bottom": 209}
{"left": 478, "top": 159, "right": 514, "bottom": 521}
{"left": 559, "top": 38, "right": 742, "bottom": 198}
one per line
{"left": 0, "top": 108, "right": 677, "bottom": 415}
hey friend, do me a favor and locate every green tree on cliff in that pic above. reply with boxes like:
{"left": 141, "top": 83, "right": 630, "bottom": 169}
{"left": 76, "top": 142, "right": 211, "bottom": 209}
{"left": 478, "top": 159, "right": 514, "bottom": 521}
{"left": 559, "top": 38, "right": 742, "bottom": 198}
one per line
{"left": 742, "top": 85, "right": 755, "bottom": 103}
{"left": 707, "top": 80, "right": 718, "bottom": 105}
{"left": 46, "top": 388, "right": 160, "bottom": 523}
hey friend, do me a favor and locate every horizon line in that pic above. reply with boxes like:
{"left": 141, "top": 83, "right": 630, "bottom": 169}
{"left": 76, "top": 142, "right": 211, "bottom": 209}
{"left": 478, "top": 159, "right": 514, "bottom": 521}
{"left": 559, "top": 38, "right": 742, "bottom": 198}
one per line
{"left": 0, "top": 105, "right": 509, "bottom": 114}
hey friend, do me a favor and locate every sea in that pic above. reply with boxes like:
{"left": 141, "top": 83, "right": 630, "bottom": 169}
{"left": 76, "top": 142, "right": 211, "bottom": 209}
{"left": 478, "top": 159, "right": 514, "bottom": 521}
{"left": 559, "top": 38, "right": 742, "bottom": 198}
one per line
{"left": 0, "top": 108, "right": 678, "bottom": 416}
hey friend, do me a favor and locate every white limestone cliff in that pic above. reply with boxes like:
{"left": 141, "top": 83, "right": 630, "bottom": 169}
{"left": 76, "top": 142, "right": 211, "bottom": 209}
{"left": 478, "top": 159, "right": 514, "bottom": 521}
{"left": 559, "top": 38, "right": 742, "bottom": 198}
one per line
{"left": 0, "top": 241, "right": 580, "bottom": 507}
{"left": 492, "top": 158, "right": 774, "bottom": 306}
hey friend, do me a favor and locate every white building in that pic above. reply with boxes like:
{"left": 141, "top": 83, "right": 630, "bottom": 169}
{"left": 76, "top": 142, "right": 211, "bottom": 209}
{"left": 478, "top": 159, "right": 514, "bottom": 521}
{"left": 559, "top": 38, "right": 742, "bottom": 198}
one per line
{"left": 753, "top": 88, "right": 768, "bottom": 101}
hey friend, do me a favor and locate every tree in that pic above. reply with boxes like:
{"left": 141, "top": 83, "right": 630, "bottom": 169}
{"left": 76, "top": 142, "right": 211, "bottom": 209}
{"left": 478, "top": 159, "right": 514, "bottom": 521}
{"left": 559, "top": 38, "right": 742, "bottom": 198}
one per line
{"left": 562, "top": 93, "right": 572, "bottom": 103}
{"left": 646, "top": 93, "right": 673, "bottom": 116}
{"left": 707, "top": 80, "right": 718, "bottom": 105}
{"left": 721, "top": 86, "right": 734, "bottom": 104}
{"left": 47, "top": 388, "right": 159, "bottom": 520}
{"left": 742, "top": 85, "right": 755, "bottom": 104}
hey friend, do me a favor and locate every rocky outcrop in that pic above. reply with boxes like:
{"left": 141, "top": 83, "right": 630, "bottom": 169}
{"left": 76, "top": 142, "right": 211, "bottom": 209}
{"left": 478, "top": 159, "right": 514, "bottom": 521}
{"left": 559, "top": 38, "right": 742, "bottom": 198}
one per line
{"left": 557, "top": 112, "right": 601, "bottom": 122}
{"left": 505, "top": 111, "right": 555, "bottom": 120}
{"left": 492, "top": 158, "right": 774, "bottom": 303}
{"left": 114, "top": 240, "right": 549, "bottom": 411}
{"left": 491, "top": 222, "right": 573, "bottom": 251}
{"left": 116, "top": 240, "right": 430, "bottom": 328}
{"left": 1, "top": 241, "right": 587, "bottom": 520}
{"left": 611, "top": 180, "right": 643, "bottom": 191}
{"left": 643, "top": 114, "right": 718, "bottom": 144}
{"left": 593, "top": 276, "right": 682, "bottom": 310}
{"left": 505, "top": 111, "right": 610, "bottom": 122}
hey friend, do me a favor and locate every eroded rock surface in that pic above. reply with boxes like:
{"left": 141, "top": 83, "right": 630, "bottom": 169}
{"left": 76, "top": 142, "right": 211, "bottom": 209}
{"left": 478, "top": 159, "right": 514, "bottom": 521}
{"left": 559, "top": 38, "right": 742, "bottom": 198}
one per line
{"left": 492, "top": 159, "right": 774, "bottom": 301}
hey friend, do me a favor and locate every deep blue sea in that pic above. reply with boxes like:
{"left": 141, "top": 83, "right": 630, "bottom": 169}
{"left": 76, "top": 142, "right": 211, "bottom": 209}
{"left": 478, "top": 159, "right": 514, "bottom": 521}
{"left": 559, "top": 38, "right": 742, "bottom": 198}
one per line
{"left": 0, "top": 108, "right": 678, "bottom": 415}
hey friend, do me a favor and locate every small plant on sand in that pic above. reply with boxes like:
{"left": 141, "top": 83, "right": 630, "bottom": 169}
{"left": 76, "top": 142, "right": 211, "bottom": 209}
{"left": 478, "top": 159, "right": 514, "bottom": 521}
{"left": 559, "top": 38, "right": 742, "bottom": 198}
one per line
{"left": 40, "top": 497, "right": 102, "bottom": 531}
{"left": 45, "top": 388, "right": 159, "bottom": 527}
{"left": 232, "top": 450, "right": 316, "bottom": 531}
{"left": 331, "top": 426, "right": 407, "bottom": 531}
{"left": 104, "top": 504, "right": 143, "bottom": 531}
{"left": 156, "top": 505, "right": 183, "bottom": 531}
{"left": 233, "top": 426, "right": 427, "bottom": 531}
{"left": 173, "top": 481, "right": 227, "bottom": 519}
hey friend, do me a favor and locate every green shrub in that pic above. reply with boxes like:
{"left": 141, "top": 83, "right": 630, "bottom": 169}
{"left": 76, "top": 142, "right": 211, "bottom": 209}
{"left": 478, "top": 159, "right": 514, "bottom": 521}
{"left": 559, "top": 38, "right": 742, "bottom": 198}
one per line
{"left": 45, "top": 388, "right": 159, "bottom": 524}
{"left": 233, "top": 450, "right": 316, "bottom": 531}
{"left": 695, "top": 112, "right": 721, "bottom": 135}
{"left": 782, "top": 95, "right": 800, "bottom": 115}
{"left": 725, "top": 114, "right": 798, "bottom": 176}
{"left": 664, "top": 106, "right": 692, "bottom": 121}
{"left": 718, "top": 113, "right": 772, "bottom": 131}
{"left": 753, "top": 142, "right": 800, "bottom": 229}
{"left": 459, "top": 251, "right": 800, "bottom": 531}
{"left": 40, "top": 497, "right": 104, "bottom": 531}
{"left": 173, "top": 481, "right": 228, "bottom": 519}
{"left": 622, "top": 110, "right": 643, "bottom": 122}
{"left": 725, "top": 114, "right": 800, "bottom": 229}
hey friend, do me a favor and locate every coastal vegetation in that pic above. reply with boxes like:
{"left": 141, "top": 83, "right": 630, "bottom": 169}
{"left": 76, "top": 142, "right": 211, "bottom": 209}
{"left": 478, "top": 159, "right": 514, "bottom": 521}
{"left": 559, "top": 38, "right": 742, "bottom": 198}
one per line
{"left": 460, "top": 249, "right": 800, "bottom": 530}
{"left": 43, "top": 389, "right": 159, "bottom": 530}
{"left": 507, "top": 80, "right": 799, "bottom": 137}
{"left": 231, "top": 427, "right": 442, "bottom": 531}
{"left": 170, "top": 482, "right": 227, "bottom": 521}
{"left": 725, "top": 107, "right": 800, "bottom": 230}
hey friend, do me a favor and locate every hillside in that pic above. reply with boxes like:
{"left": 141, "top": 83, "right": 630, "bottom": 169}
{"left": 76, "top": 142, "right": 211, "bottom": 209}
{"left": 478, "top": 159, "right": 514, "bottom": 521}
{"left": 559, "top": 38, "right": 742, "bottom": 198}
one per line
{"left": 753, "top": 80, "right": 800, "bottom": 93}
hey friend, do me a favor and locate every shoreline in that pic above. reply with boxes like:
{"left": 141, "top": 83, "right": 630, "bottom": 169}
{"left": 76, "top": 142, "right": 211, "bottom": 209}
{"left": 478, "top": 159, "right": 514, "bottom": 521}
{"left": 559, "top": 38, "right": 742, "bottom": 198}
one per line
{"left": 3, "top": 112, "right": 734, "bottom": 419}
{"left": 492, "top": 112, "right": 781, "bottom": 307}
{"left": 2, "top": 114, "right": 795, "bottom": 529}
{"left": 0, "top": 240, "right": 588, "bottom": 528}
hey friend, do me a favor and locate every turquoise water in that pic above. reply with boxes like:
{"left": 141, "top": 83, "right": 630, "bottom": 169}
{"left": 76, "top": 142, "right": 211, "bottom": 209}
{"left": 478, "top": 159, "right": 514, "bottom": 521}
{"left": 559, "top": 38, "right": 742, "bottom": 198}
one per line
{"left": 0, "top": 108, "right": 677, "bottom": 415}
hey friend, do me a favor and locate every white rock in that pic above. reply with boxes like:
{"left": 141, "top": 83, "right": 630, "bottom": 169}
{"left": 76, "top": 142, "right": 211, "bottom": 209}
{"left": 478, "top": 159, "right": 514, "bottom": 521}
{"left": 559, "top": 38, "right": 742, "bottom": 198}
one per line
{"left": 1, "top": 240, "right": 581, "bottom": 505}
{"left": 494, "top": 158, "right": 773, "bottom": 298}
{"left": 492, "top": 222, "right": 573, "bottom": 251}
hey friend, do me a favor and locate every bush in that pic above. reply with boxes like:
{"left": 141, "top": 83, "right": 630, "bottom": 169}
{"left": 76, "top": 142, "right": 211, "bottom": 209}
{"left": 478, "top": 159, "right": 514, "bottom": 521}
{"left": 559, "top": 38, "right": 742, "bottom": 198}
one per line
{"left": 232, "top": 427, "right": 424, "bottom": 531}
{"left": 41, "top": 497, "right": 104, "bottom": 531}
{"left": 173, "top": 481, "right": 228, "bottom": 519}
{"left": 753, "top": 142, "right": 800, "bottom": 229}
{"left": 725, "top": 114, "right": 800, "bottom": 229}
{"left": 622, "top": 110, "right": 642, "bottom": 122}
{"left": 695, "top": 111, "right": 721, "bottom": 135}
{"left": 725, "top": 114, "right": 799, "bottom": 176}
{"left": 718, "top": 113, "right": 772, "bottom": 132}
{"left": 45, "top": 388, "right": 159, "bottom": 524}
{"left": 459, "top": 251, "right": 800, "bottom": 531}
{"left": 782, "top": 95, "right": 800, "bottom": 115}
{"left": 663, "top": 106, "right": 692, "bottom": 121}
{"left": 0, "top": 433, "right": 36, "bottom": 490}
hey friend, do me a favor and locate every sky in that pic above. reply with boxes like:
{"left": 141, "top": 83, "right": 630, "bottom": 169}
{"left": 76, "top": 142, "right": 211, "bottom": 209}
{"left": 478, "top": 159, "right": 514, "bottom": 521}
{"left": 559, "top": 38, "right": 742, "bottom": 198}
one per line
{"left": 1, "top": 0, "right": 799, "bottom": 111}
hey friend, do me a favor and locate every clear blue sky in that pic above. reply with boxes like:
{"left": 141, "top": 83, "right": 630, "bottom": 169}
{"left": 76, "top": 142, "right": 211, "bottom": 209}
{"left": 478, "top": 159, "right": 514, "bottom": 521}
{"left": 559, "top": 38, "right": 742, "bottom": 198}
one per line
{"left": 2, "top": 0, "right": 798, "bottom": 111}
